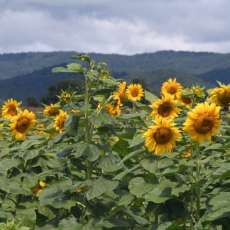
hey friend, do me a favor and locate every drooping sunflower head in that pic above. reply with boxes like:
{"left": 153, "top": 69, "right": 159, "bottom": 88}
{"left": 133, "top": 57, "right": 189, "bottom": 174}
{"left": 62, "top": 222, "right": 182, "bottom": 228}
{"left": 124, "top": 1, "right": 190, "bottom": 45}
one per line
{"left": 105, "top": 94, "right": 122, "bottom": 116}
{"left": 150, "top": 94, "right": 180, "bottom": 120}
{"left": 179, "top": 89, "right": 193, "bottom": 107}
{"left": 113, "top": 81, "right": 127, "bottom": 101}
{"left": 54, "top": 110, "right": 68, "bottom": 133}
{"left": 209, "top": 84, "right": 230, "bottom": 107}
{"left": 43, "top": 104, "right": 60, "bottom": 117}
{"left": 161, "top": 78, "right": 183, "bottom": 99}
{"left": 11, "top": 109, "right": 36, "bottom": 140}
{"left": 183, "top": 103, "right": 221, "bottom": 142}
{"left": 2, "top": 99, "right": 21, "bottom": 119}
{"left": 144, "top": 119, "right": 181, "bottom": 155}
{"left": 126, "top": 83, "right": 144, "bottom": 102}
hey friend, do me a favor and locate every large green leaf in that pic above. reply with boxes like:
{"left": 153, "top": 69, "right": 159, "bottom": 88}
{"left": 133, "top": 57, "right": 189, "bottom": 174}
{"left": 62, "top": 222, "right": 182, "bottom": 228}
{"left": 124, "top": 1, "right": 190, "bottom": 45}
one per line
{"left": 86, "top": 177, "right": 118, "bottom": 200}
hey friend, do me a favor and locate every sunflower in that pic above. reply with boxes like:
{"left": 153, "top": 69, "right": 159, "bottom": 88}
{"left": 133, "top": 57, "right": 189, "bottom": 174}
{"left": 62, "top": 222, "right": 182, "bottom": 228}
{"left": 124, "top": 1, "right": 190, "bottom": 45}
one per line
{"left": 54, "top": 110, "right": 68, "bottom": 133}
{"left": 2, "top": 99, "right": 21, "bottom": 119}
{"left": 183, "top": 103, "right": 221, "bottom": 142}
{"left": 161, "top": 78, "right": 183, "bottom": 99}
{"left": 209, "top": 84, "right": 230, "bottom": 107}
{"left": 150, "top": 94, "right": 180, "bottom": 120}
{"left": 105, "top": 95, "right": 122, "bottom": 116}
{"left": 58, "top": 90, "right": 72, "bottom": 103}
{"left": 11, "top": 109, "right": 36, "bottom": 140}
{"left": 144, "top": 119, "right": 181, "bottom": 155}
{"left": 113, "top": 81, "right": 127, "bottom": 101}
{"left": 126, "top": 83, "right": 144, "bottom": 102}
{"left": 32, "top": 180, "right": 47, "bottom": 196}
{"left": 43, "top": 104, "right": 60, "bottom": 117}
{"left": 191, "top": 85, "right": 205, "bottom": 98}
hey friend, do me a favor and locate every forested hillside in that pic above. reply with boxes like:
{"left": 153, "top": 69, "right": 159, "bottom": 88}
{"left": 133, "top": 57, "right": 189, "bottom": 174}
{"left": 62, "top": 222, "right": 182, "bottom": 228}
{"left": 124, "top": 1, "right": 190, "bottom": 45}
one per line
{"left": 0, "top": 51, "right": 229, "bottom": 102}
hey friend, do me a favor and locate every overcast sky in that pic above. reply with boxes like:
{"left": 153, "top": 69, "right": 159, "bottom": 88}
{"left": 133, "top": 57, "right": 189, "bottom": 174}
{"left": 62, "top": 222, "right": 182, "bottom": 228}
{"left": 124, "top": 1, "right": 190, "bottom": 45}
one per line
{"left": 0, "top": 0, "right": 230, "bottom": 54}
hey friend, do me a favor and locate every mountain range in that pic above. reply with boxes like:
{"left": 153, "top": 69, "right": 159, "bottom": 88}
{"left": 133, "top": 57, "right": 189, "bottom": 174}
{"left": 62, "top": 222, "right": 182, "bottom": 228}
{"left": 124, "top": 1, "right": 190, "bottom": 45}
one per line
{"left": 0, "top": 51, "right": 229, "bottom": 102}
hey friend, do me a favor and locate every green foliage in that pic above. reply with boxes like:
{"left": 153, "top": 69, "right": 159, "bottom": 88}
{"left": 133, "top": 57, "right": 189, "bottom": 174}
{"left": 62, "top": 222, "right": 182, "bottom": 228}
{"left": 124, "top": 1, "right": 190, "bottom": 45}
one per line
{"left": 0, "top": 54, "right": 229, "bottom": 229}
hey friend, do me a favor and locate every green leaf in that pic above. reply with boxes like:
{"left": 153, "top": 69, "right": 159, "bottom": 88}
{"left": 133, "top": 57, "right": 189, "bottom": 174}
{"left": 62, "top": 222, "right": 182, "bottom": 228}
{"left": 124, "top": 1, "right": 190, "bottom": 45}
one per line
{"left": 205, "top": 192, "right": 230, "bottom": 221}
{"left": 16, "top": 208, "right": 36, "bottom": 228}
{"left": 72, "top": 142, "right": 88, "bottom": 158}
{"left": 64, "top": 114, "right": 79, "bottom": 135}
{"left": 39, "top": 180, "right": 75, "bottom": 209}
{"left": 140, "top": 158, "right": 157, "bottom": 174}
{"left": 98, "top": 154, "right": 123, "bottom": 173}
{"left": 128, "top": 133, "right": 144, "bottom": 148}
{"left": 144, "top": 90, "right": 158, "bottom": 102}
{"left": 117, "top": 194, "right": 134, "bottom": 206}
{"left": 128, "top": 177, "right": 153, "bottom": 198}
{"left": 144, "top": 179, "right": 176, "bottom": 204}
{"left": 0, "top": 159, "right": 20, "bottom": 174}
{"left": 86, "top": 177, "right": 118, "bottom": 200}
{"left": 87, "top": 144, "right": 101, "bottom": 162}
{"left": 67, "top": 63, "right": 84, "bottom": 73}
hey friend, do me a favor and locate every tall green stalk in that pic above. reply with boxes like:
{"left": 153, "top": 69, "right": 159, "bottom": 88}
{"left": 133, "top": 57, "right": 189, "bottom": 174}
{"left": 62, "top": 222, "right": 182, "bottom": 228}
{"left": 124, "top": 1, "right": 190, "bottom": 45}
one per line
{"left": 193, "top": 142, "right": 201, "bottom": 226}
{"left": 84, "top": 71, "right": 92, "bottom": 179}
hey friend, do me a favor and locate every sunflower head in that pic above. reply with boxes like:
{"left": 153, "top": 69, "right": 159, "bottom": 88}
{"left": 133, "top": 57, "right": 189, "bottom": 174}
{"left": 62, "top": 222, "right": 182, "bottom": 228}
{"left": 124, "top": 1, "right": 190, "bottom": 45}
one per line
{"left": 11, "top": 109, "right": 36, "bottom": 140}
{"left": 2, "top": 99, "right": 21, "bottom": 119}
{"left": 209, "top": 84, "right": 230, "bottom": 107}
{"left": 179, "top": 88, "right": 193, "bottom": 107}
{"left": 43, "top": 104, "right": 60, "bottom": 117}
{"left": 161, "top": 78, "right": 183, "bottom": 99}
{"left": 150, "top": 94, "right": 180, "bottom": 120}
{"left": 144, "top": 119, "right": 181, "bottom": 155}
{"left": 54, "top": 110, "right": 68, "bottom": 133}
{"left": 58, "top": 90, "right": 73, "bottom": 103}
{"left": 113, "top": 81, "right": 127, "bottom": 101}
{"left": 126, "top": 83, "right": 144, "bottom": 102}
{"left": 191, "top": 85, "right": 205, "bottom": 98}
{"left": 105, "top": 95, "right": 122, "bottom": 116}
{"left": 183, "top": 103, "right": 221, "bottom": 142}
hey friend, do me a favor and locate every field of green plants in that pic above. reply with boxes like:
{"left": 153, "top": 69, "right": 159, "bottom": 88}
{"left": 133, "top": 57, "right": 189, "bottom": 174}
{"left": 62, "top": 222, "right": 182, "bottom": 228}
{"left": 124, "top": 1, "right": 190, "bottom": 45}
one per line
{"left": 0, "top": 54, "right": 229, "bottom": 230}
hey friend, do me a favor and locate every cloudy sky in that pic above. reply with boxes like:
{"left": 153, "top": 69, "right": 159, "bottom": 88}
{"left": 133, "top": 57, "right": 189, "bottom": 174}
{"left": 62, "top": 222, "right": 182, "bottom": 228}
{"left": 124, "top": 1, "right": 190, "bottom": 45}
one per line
{"left": 0, "top": 0, "right": 230, "bottom": 54}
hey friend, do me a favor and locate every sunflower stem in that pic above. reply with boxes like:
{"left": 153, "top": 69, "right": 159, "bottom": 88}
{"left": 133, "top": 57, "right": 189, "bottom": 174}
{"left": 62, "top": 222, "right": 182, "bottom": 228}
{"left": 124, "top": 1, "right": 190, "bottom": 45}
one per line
{"left": 84, "top": 69, "right": 92, "bottom": 179}
{"left": 194, "top": 142, "right": 201, "bottom": 225}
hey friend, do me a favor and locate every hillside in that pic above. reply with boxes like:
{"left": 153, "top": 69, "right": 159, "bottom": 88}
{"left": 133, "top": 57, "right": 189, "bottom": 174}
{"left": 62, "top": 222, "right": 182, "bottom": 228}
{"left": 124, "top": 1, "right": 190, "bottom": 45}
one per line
{"left": 0, "top": 51, "right": 229, "bottom": 102}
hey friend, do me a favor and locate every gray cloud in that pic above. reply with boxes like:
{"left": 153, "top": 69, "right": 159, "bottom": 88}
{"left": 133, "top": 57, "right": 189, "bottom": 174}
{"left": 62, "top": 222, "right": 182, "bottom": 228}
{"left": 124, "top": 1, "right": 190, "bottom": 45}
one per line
{"left": 0, "top": 0, "right": 230, "bottom": 54}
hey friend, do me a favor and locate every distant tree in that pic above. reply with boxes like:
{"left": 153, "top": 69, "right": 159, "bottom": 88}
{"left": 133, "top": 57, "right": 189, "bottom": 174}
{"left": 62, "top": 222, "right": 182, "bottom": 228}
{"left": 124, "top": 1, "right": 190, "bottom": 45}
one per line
{"left": 26, "top": 97, "right": 40, "bottom": 107}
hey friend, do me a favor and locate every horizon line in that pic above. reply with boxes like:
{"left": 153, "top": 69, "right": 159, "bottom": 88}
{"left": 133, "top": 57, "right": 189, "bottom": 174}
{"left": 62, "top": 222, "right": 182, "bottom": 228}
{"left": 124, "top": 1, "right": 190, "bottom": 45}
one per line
{"left": 0, "top": 49, "right": 229, "bottom": 56}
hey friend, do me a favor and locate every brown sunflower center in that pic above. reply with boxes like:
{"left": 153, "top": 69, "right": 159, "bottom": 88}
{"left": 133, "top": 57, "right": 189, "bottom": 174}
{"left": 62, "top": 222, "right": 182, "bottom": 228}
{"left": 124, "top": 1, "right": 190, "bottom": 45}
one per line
{"left": 7, "top": 105, "right": 17, "bottom": 116}
{"left": 131, "top": 88, "right": 139, "bottom": 97}
{"left": 16, "top": 117, "right": 30, "bottom": 133}
{"left": 167, "top": 86, "right": 177, "bottom": 94}
{"left": 181, "top": 96, "right": 192, "bottom": 105}
{"left": 48, "top": 108, "right": 60, "bottom": 116}
{"left": 153, "top": 127, "right": 173, "bottom": 144}
{"left": 194, "top": 115, "right": 214, "bottom": 134}
{"left": 158, "top": 102, "right": 173, "bottom": 117}
{"left": 217, "top": 92, "right": 230, "bottom": 106}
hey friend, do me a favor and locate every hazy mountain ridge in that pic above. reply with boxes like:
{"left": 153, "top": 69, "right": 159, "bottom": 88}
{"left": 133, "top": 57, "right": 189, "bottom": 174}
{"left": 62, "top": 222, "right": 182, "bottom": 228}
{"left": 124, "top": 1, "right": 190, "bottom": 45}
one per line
{"left": 0, "top": 51, "right": 229, "bottom": 102}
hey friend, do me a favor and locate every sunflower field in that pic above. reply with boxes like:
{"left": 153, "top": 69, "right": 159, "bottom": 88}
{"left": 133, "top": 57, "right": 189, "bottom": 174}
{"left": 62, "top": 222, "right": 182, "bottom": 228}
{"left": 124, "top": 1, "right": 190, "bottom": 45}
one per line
{"left": 0, "top": 54, "right": 230, "bottom": 230}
